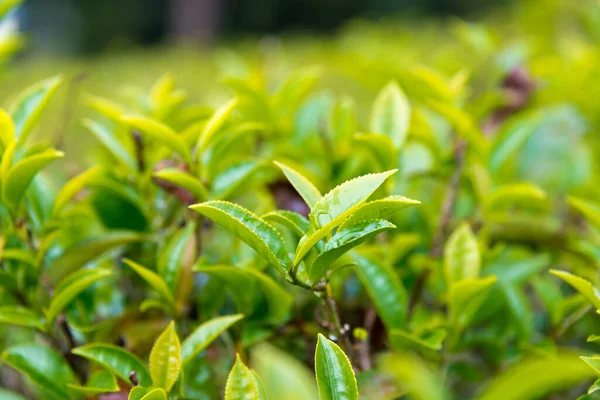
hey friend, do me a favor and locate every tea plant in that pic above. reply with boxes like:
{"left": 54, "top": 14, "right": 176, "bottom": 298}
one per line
{"left": 3, "top": 0, "right": 600, "bottom": 399}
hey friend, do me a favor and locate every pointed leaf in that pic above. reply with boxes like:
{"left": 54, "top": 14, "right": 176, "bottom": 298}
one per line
{"left": 0, "top": 108, "right": 15, "bottom": 148}
{"left": 225, "top": 354, "right": 261, "bottom": 400}
{"left": 0, "top": 306, "right": 45, "bottom": 331}
{"left": 10, "top": 75, "right": 62, "bottom": 143}
{"left": 485, "top": 182, "right": 547, "bottom": 211}
{"left": 309, "top": 220, "right": 395, "bottom": 282}
{"left": 72, "top": 343, "right": 152, "bottom": 386}
{"left": 181, "top": 314, "right": 244, "bottom": 365}
{"left": 353, "top": 133, "right": 397, "bottom": 170}
{"left": 139, "top": 388, "right": 167, "bottom": 400}
{"left": 46, "top": 268, "right": 113, "bottom": 325}
{"left": 1, "top": 148, "right": 63, "bottom": 212}
{"left": 52, "top": 165, "right": 103, "bottom": 216}
{"left": 274, "top": 161, "right": 322, "bottom": 208}
{"left": 121, "top": 116, "right": 192, "bottom": 165}
{"left": 477, "top": 351, "right": 594, "bottom": 400}
{"left": 263, "top": 210, "right": 310, "bottom": 237}
{"left": 158, "top": 223, "right": 196, "bottom": 293}
{"left": 67, "top": 370, "right": 120, "bottom": 396}
{"left": 154, "top": 168, "right": 208, "bottom": 201}
{"left": 2, "top": 343, "right": 77, "bottom": 400}
{"left": 83, "top": 119, "right": 137, "bottom": 171}
{"left": 212, "top": 160, "right": 265, "bottom": 200}
{"left": 196, "top": 98, "right": 238, "bottom": 154}
{"left": 568, "top": 196, "right": 600, "bottom": 230}
{"left": 353, "top": 253, "right": 407, "bottom": 330}
{"left": 315, "top": 333, "right": 358, "bottom": 400}
{"left": 370, "top": 81, "right": 411, "bottom": 149}
{"left": 123, "top": 259, "right": 175, "bottom": 309}
{"left": 295, "top": 170, "right": 397, "bottom": 266}
{"left": 46, "top": 231, "right": 149, "bottom": 284}
{"left": 448, "top": 276, "right": 497, "bottom": 330}
{"left": 85, "top": 95, "right": 127, "bottom": 123}
{"left": 550, "top": 269, "right": 600, "bottom": 310}
{"left": 338, "top": 195, "right": 419, "bottom": 231}
{"left": 443, "top": 223, "right": 480, "bottom": 285}
{"left": 190, "top": 201, "right": 291, "bottom": 277}
{"left": 149, "top": 321, "right": 181, "bottom": 392}
{"left": 195, "top": 265, "right": 293, "bottom": 324}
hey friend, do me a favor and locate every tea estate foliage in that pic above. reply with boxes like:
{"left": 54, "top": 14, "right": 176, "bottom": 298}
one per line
{"left": 4, "top": 0, "right": 600, "bottom": 399}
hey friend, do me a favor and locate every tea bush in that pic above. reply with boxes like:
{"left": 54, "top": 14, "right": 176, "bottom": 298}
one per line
{"left": 4, "top": 0, "right": 600, "bottom": 399}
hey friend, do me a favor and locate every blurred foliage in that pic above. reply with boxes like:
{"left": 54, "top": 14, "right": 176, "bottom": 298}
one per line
{"left": 3, "top": 0, "right": 600, "bottom": 399}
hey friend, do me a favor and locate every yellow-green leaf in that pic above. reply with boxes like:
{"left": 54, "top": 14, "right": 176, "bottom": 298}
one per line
{"left": 550, "top": 269, "right": 600, "bottom": 310}
{"left": 338, "top": 195, "right": 419, "bottom": 231}
{"left": 274, "top": 161, "right": 322, "bottom": 209}
{"left": 225, "top": 354, "right": 261, "bottom": 400}
{"left": 10, "top": 75, "right": 63, "bottom": 143}
{"left": 190, "top": 201, "right": 291, "bottom": 277}
{"left": 82, "top": 119, "right": 137, "bottom": 171}
{"left": 568, "top": 196, "right": 600, "bottom": 230}
{"left": 121, "top": 116, "right": 191, "bottom": 166}
{"left": 52, "top": 165, "right": 103, "bottom": 216}
{"left": 0, "top": 108, "right": 15, "bottom": 148}
{"left": 315, "top": 333, "right": 358, "bottom": 400}
{"left": 46, "top": 268, "right": 113, "bottom": 325}
{"left": 196, "top": 97, "right": 238, "bottom": 154}
{"left": 309, "top": 220, "right": 395, "bottom": 282}
{"left": 443, "top": 223, "right": 480, "bottom": 285}
{"left": 67, "top": 370, "right": 120, "bottom": 396}
{"left": 123, "top": 258, "right": 175, "bottom": 309}
{"left": 1, "top": 148, "right": 63, "bottom": 212}
{"left": 262, "top": 210, "right": 310, "bottom": 237}
{"left": 154, "top": 168, "right": 208, "bottom": 202}
{"left": 181, "top": 314, "right": 244, "bottom": 365}
{"left": 448, "top": 276, "right": 497, "bottom": 330}
{"left": 149, "top": 321, "right": 181, "bottom": 392}
{"left": 0, "top": 306, "right": 45, "bottom": 331}
{"left": 295, "top": 169, "right": 397, "bottom": 266}
{"left": 370, "top": 81, "right": 411, "bottom": 149}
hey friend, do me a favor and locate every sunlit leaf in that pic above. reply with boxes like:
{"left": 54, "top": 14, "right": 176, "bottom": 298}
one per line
{"left": 370, "top": 81, "right": 411, "bottom": 149}
{"left": 274, "top": 160, "right": 322, "bottom": 209}
{"left": 550, "top": 269, "right": 600, "bottom": 310}
{"left": 149, "top": 321, "right": 181, "bottom": 392}
{"left": 181, "top": 314, "right": 244, "bottom": 365}
{"left": 443, "top": 223, "right": 480, "bottom": 285}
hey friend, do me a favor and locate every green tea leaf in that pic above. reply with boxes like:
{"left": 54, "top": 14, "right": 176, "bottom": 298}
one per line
{"left": 550, "top": 269, "right": 600, "bottom": 310}
{"left": 10, "top": 75, "right": 62, "bottom": 143}
{"left": 149, "top": 321, "right": 181, "bottom": 392}
{"left": 448, "top": 276, "right": 497, "bottom": 330}
{"left": 488, "top": 111, "right": 541, "bottom": 173}
{"left": 2, "top": 343, "right": 77, "bottom": 400}
{"left": 196, "top": 97, "right": 238, "bottom": 154}
{"left": 0, "top": 306, "right": 45, "bottom": 331}
{"left": 225, "top": 354, "right": 261, "bottom": 400}
{"left": 196, "top": 265, "right": 293, "bottom": 324}
{"left": 190, "top": 201, "right": 291, "bottom": 277}
{"left": 181, "top": 314, "right": 244, "bottom": 365}
{"left": 485, "top": 182, "right": 547, "bottom": 211}
{"left": 52, "top": 165, "right": 103, "bottom": 216}
{"left": 46, "top": 268, "right": 113, "bottom": 325}
{"left": 83, "top": 119, "right": 137, "bottom": 171}
{"left": 477, "top": 351, "right": 594, "bottom": 400}
{"left": 72, "top": 343, "right": 152, "bottom": 386}
{"left": 158, "top": 223, "right": 196, "bottom": 293}
{"left": 212, "top": 160, "right": 265, "bottom": 200}
{"left": 295, "top": 169, "right": 397, "bottom": 266}
{"left": 121, "top": 116, "right": 192, "bottom": 166}
{"left": 315, "top": 333, "right": 358, "bottom": 400}
{"left": 568, "top": 196, "right": 600, "bottom": 230}
{"left": 139, "top": 388, "right": 168, "bottom": 400}
{"left": 378, "top": 352, "right": 449, "bottom": 400}
{"left": 47, "top": 230, "right": 149, "bottom": 284}
{"left": 353, "top": 253, "right": 407, "bottom": 330}
{"left": 0, "top": 108, "right": 15, "bottom": 148}
{"left": 309, "top": 220, "right": 395, "bottom": 282}
{"left": 353, "top": 133, "right": 397, "bottom": 170}
{"left": 154, "top": 168, "right": 208, "bottom": 201}
{"left": 0, "top": 389, "right": 27, "bottom": 400}
{"left": 262, "top": 210, "right": 310, "bottom": 237}
{"left": 370, "top": 81, "right": 411, "bottom": 149}
{"left": 67, "top": 370, "right": 120, "bottom": 396}
{"left": 443, "top": 223, "right": 480, "bottom": 285}
{"left": 338, "top": 195, "right": 419, "bottom": 231}
{"left": 274, "top": 161, "right": 322, "bottom": 208}
{"left": 124, "top": 258, "right": 176, "bottom": 309}
{"left": 85, "top": 95, "right": 127, "bottom": 123}
{"left": 1, "top": 148, "right": 63, "bottom": 212}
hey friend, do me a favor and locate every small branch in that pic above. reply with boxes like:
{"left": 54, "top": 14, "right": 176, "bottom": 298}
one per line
{"left": 408, "top": 139, "right": 466, "bottom": 318}
{"left": 357, "top": 307, "right": 377, "bottom": 371}
{"left": 319, "top": 284, "right": 359, "bottom": 369}
{"left": 132, "top": 130, "right": 145, "bottom": 171}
